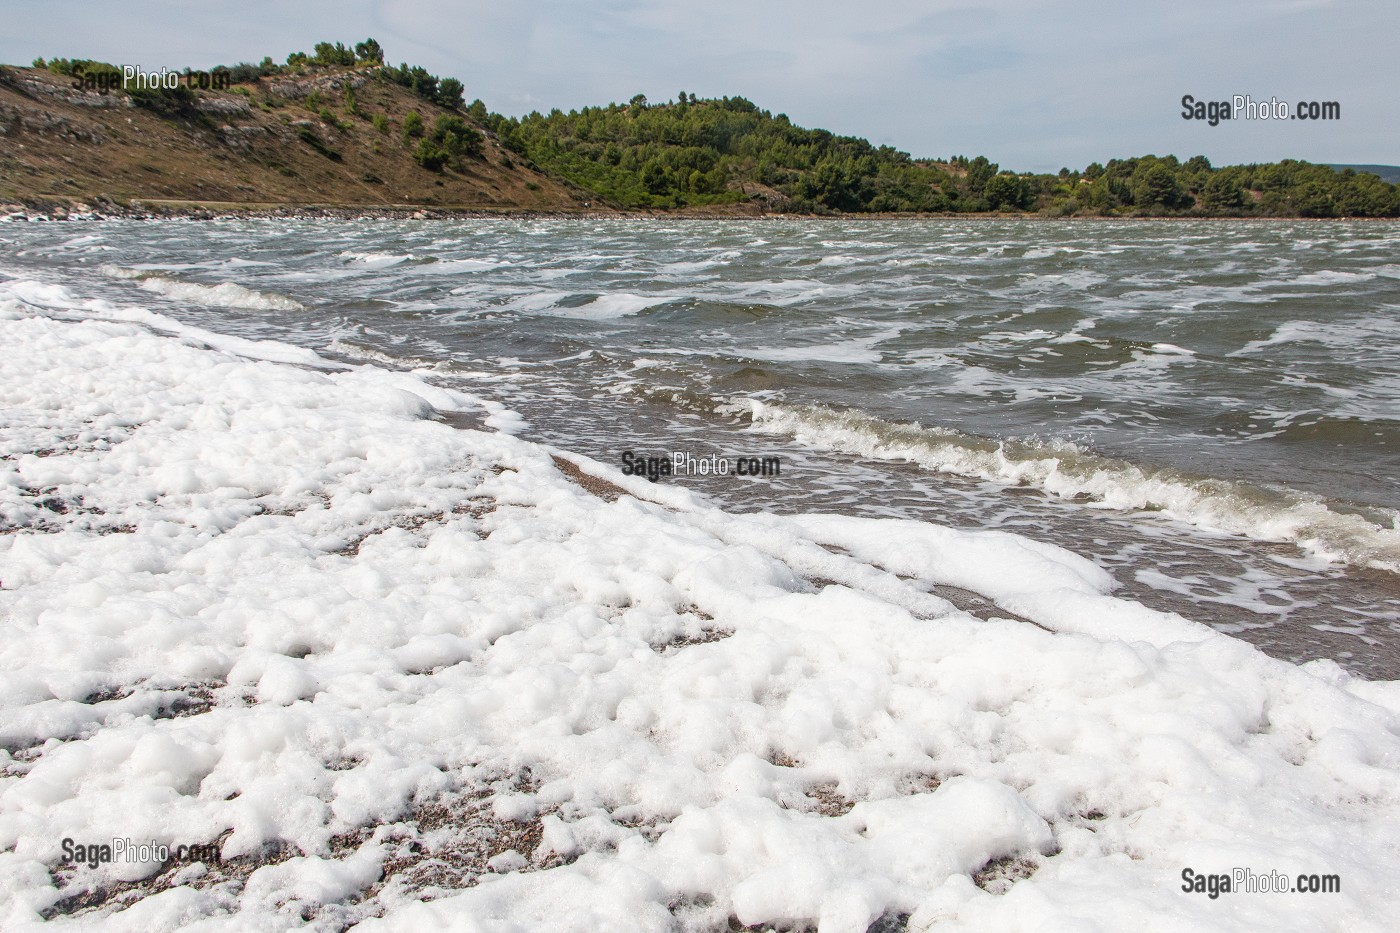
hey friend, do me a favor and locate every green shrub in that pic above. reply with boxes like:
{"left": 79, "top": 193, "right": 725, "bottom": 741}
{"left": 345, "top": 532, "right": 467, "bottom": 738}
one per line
{"left": 128, "top": 83, "right": 197, "bottom": 117}
{"left": 431, "top": 115, "right": 482, "bottom": 152}
{"left": 413, "top": 138, "right": 446, "bottom": 171}
{"left": 222, "top": 62, "right": 262, "bottom": 84}
{"left": 296, "top": 124, "right": 342, "bottom": 160}
{"left": 984, "top": 173, "right": 1032, "bottom": 211}
{"left": 411, "top": 116, "right": 483, "bottom": 171}
{"left": 379, "top": 61, "right": 457, "bottom": 108}
{"left": 437, "top": 77, "right": 464, "bottom": 110}
{"left": 355, "top": 39, "right": 384, "bottom": 65}
{"left": 401, "top": 109, "right": 424, "bottom": 143}
{"left": 312, "top": 41, "right": 356, "bottom": 66}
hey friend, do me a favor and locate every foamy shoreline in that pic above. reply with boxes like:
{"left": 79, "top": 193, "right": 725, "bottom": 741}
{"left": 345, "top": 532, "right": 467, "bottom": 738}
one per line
{"left": 2, "top": 284, "right": 1399, "bottom": 930}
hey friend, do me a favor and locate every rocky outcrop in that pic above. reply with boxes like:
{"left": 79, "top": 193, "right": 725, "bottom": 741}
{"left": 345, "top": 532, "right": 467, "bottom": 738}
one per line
{"left": 195, "top": 96, "right": 252, "bottom": 115}
{"left": 0, "top": 99, "right": 106, "bottom": 143}
{"left": 265, "top": 69, "right": 371, "bottom": 99}
{"left": 0, "top": 67, "right": 130, "bottom": 109}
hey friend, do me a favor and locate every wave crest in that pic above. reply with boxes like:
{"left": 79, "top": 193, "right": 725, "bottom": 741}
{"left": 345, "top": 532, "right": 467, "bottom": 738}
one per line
{"left": 746, "top": 400, "right": 1400, "bottom": 573}
{"left": 101, "top": 265, "right": 305, "bottom": 311}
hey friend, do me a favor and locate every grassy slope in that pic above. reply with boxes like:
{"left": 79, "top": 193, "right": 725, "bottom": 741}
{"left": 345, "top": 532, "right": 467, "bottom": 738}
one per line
{"left": 0, "top": 66, "right": 591, "bottom": 212}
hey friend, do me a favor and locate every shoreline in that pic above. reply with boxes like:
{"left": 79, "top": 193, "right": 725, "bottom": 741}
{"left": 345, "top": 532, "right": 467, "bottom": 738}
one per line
{"left": 5, "top": 196, "right": 1399, "bottom": 223}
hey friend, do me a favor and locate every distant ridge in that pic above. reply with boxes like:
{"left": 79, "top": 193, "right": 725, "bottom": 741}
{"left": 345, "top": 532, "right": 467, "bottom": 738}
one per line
{"left": 3, "top": 40, "right": 1399, "bottom": 217}
{"left": 1326, "top": 164, "right": 1400, "bottom": 184}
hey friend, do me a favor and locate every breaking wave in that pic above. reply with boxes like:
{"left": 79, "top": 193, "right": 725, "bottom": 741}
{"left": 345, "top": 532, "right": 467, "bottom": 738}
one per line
{"left": 100, "top": 265, "right": 305, "bottom": 311}
{"left": 746, "top": 400, "right": 1400, "bottom": 573}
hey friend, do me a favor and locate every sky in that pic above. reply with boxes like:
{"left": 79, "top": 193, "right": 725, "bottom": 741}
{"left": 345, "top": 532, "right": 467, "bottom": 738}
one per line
{"left": 3, "top": 0, "right": 1396, "bottom": 172}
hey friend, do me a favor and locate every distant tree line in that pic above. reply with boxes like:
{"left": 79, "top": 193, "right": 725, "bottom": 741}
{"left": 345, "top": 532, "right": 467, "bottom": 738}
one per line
{"left": 476, "top": 95, "right": 1394, "bottom": 215}
{"left": 475, "top": 94, "right": 1398, "bottom": 216}
{"left": 1048, "top": 155, "right": 1399, "bottom": 217}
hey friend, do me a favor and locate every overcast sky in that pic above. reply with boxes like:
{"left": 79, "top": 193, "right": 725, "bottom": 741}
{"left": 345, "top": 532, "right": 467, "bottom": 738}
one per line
{"left": 3, "top": 0, "right": 1396, "bottom": 172}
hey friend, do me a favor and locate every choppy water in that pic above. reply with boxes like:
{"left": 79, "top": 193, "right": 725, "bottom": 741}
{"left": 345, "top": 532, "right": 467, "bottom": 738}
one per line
{"left": 4, "top": 217, "right": 1399, "bottom": 675}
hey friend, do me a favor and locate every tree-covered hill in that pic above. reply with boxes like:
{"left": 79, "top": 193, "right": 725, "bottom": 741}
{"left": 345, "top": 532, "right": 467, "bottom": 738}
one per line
{"left": 485, "top": 94, "right": 1400, "bottom": 216}
{"left": 485, "top": 93, "right": 962, "bottom": 213}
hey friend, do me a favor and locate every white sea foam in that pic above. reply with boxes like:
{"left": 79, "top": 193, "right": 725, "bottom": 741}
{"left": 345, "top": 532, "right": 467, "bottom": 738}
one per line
{"left": 734, "top": 326, "right": 902, "bottom": 366}
{"left": 431, "top": 257, "right": 509, "bottom": 272}
{"left": 1232, "top": 317, "right": 1400, "bottom": 356}
{"left": 1048, "top": 332, "right": 1104, "bottom": 346}
{"left": 570, "top": 292, "right": 670, "bottom": 319}
{"left": 339, "top": 251, "right": 418, "bottom": 268}
{"left": 54, "top": 234, "right": 111, "bottom": 251}
{"left": 738, "top": 342, "right": 881, "bottom": 365}
{"left": 97, "top": 264, "right": 145, "bottom": 280}
{"left": 5, "top": 278, "right": 323, "bottom": 366}
{"left": 323, "top": 338, "right": 450, "bottom": 373}
{"left": 725, "top": 278, "right": 863, "bottom": 306}
{"left": 2, "top": 268, "right": 1399, "bottom": 931}
{"left": 655, "top": 259, "right": 722, "bottom": 274}
{"left": 1009, "top": 270, "right": 1108, "bottom": 292}
{"left": 1291, "top": 269, "right": 1376, "bottom": 286}
{"left": 492, "top": 291, "right": 673, "bottom": 319}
